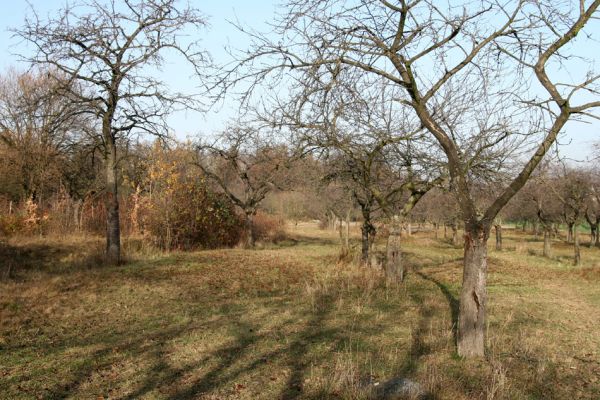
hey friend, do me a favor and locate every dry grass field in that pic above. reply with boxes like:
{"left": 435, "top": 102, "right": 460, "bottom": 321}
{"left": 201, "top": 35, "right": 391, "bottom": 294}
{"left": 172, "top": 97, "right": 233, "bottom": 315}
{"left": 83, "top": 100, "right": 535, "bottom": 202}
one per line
{"left": 1, "top": 223, "right": 599, "bottom": 399}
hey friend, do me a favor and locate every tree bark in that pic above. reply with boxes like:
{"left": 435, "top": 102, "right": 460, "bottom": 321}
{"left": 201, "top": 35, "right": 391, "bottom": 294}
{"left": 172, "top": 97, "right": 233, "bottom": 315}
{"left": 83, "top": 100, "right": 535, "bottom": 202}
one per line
{"left": 385, "top": 218, "right": 403, "bottom": 282}
{"left": 494, "top": 224, "right": 502, "bottom": 251}
{"left": 543, "top": 228, "right": 552, "bottom": 258}
{"left": 339, "top": 216, "right": 348, "bottom": 258}
{"left": 457, "top": 224, "right": 489, "bottom": 358}
{"left": 245, "top": 211, "right": 255, "bottom": 248}
{"left": 574, "top": 224, "right": 581, "bottom": 266}
{"left": 451, "top": 222, "right": 460, "bottom": 247}
{"left": 567, "top": 222, "right": 574, "bottom": 243}
{"left": 344, "top": 211, "right": 350, "bottom": 251}
{"left": 104, "top": 135, "right": 120, "bottom": 265}
{"left": 360, "top": 204, "right": 374, "bottom": 265}
{"left": 589, "top": 225, "right": 597, "bottom": 248}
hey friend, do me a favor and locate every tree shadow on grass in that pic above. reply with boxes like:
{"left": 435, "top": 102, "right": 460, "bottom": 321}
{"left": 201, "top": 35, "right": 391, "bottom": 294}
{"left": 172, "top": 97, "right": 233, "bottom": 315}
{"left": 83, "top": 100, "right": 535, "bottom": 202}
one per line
{"left": 415, "top": 271, "right": 459, "bottom": 345}
{"left": 0, "top": 239, "right": 105, "bottom": 279}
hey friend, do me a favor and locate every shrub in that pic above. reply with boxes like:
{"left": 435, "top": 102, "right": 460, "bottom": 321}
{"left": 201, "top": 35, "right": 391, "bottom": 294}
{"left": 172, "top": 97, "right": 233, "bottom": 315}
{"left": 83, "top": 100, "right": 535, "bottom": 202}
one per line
{"left": 251, "top": 211, "right": 286, "bottom": 243}
{"left": 0, "top": 213, "right": 24, "bottom": 238}
{"left": 139, "top": 145, "right": 244, "bottom": 250}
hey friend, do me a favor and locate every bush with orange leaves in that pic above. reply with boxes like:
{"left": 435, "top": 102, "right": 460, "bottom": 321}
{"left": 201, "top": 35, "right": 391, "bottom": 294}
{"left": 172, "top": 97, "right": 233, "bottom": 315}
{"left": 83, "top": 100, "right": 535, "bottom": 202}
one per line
{"left": 139, "top": 143, "right": 244, "bottom": 250}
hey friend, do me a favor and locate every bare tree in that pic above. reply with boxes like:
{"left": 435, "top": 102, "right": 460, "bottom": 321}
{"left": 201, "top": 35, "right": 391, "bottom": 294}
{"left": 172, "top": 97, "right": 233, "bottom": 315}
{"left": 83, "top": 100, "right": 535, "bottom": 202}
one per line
{"left": 221, "top": 0, "right": 600, "bottom": 357}
{"left": 15, "top": 0, "right": 209, "bottom": 264}
{"left": 0, "top": 68, "right": 88, "bottom": 205}
{"left": 195, "top": 125, "right": 298, "bottom": 248}
{"left": 549, "top": 166, "right": 591, "bottom": 265}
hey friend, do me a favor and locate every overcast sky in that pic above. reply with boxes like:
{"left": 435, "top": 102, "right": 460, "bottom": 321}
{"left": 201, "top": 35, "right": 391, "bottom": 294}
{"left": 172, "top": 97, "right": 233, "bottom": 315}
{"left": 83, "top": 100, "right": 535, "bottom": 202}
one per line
{"left": 0, "top": 0, "right": 598, "bottom": 162}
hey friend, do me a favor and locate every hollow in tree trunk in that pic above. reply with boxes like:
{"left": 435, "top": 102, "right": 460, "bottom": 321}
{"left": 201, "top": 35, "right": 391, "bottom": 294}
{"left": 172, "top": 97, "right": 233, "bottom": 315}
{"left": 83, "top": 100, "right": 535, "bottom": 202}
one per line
{"left": 574, "top": 224, "right": 580, "bottom": 266}
{"left": 105, "top": 140, "right": 120, "bottom": 265}
{"left": 494, "top": 224, "right": 502, "bottom": 251}
{"left": 457, "top": 224, "right": 489, "bottom": 358}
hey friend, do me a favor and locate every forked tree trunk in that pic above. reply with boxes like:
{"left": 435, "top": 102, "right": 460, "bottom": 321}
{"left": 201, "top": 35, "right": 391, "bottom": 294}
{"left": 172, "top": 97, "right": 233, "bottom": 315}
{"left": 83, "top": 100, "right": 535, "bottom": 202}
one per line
{"left": 494, "top": 224, "right": 502, "bottom": 251}
{"left": 385, "top": 218, "right": 403, "bottom": 282}
{"left": 574, "top": 225, "right": 581, "bottom": 266}
{"left": 457, "top": 224, "right": 489, "bottom": 358}
{"left": 543, "top": 228, "right": 552, "bottom": 258}
{"left": 105, "top": 139, "right": 121, "bottom": 265}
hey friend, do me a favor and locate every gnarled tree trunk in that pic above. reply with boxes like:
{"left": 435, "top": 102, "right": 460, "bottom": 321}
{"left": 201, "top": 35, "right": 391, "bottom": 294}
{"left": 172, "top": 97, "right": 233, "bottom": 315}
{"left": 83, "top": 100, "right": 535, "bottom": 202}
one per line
{"left": 457, "top": 224, "right": 489, "bottom": 357}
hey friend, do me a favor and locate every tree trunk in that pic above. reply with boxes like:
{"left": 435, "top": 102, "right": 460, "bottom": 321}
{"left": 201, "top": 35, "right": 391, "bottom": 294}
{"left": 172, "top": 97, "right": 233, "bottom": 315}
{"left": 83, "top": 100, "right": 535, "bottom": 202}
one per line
{"left": 73, "top": 199, "right": 82, "bottom": 232}
{"left": 494, "top": 224, "right": 502, "bottom": 251}
{"left": 533, "top": 220, "right": 539, "bottom": 238}
{"left": 543, "top": 228, "right": 552, "bottom": 258}
{"left": 433, "top": 222, "right": 438, "bottom": 239}
{"left": 344, "top": 211, "right": 350, "bottom": 251}
{"left": 589, "top": 225, "right": 597, "bottom": 248}
{"left": 339, "top": 216, "right": 348, "bottom": 258}
{"left": 451, "top": 223, "right": 459, "bottom": 246}
{"left": 574, "top": 224, "right": 580, "bottom": 266}
{"left": 385, "top": 218, "right": 403, "bottom": 282}
{"left": 245, "top": 211, "right": 255, "bottom": 248}
{"left": 406, "top": 221, "right": 412, "bottom": 236}
{"left": 596, "top": 223, "right": 600, "bottom": 248}
{"left": 105, "top": 139, "right": 121, "bottom": 265}
{"left": 567, "top": 222, "right": 574, "bottom": 243}
{"left": 361, "top": 220, "right": 370, "bottom": 264}
{"left": 457, "top": 224, "right": 488, "bottom": 358}
{"left": 444, "top": 224, "right": 447, "bottom": 239}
